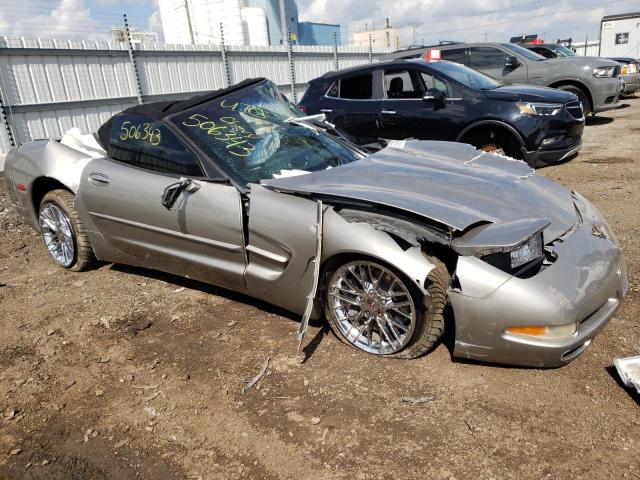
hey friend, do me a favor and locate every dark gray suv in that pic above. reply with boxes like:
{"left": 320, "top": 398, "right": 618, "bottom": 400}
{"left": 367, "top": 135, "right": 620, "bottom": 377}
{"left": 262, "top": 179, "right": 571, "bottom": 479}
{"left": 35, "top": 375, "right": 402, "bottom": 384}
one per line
{"left": 384, "top": 42, "right": 622, "bottom": 116}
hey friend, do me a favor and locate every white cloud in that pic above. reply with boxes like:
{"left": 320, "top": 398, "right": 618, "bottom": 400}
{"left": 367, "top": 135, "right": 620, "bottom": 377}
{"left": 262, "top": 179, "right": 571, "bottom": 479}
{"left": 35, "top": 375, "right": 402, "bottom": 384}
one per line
{"left": 147, "top": 6, "right": 164, "bottom": 42}
{"left": 297, "top": 0, "right": 627, "bottom": 46}
{"left": 0, "top": 0, "right": 105, "bottom": 40}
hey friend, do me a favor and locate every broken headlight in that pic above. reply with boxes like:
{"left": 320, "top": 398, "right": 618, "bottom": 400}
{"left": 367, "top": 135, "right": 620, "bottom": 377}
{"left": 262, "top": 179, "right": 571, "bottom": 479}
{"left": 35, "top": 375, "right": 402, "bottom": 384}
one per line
{"left": 510, "top": 233, "right": 543, "bottom": 269}
{"left": 482, "top": 233, "right": 545, "bottom": 277}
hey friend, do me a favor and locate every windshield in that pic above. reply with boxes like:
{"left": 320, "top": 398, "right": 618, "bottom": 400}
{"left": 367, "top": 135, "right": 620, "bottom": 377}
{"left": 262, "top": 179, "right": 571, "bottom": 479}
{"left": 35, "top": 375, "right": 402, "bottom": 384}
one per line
{"left": 428, "top": 60, "right": 501, "bottom": 90}
{"left": 548, "top": 44, "right": 576, "bottom": 57}
{"left": 501, "top": 43, "right": 546, "bottom": 61}
{"left": 168, "top": 81, "right": 360, "bottom": 183}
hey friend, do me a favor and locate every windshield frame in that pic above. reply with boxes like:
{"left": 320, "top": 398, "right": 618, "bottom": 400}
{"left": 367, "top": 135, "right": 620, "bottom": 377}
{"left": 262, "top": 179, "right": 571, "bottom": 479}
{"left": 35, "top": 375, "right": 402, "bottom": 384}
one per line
{"left": 420, "top": 59, "right": 502, "bottom": 91}
{"left": 165, "top": 79, "right": 364, "bottom": 190}
{"left": 501, "top": 43, "right": 547, "bottom": 61}
{"left": 546, "top": 44, "right": 576, "bottom": 57}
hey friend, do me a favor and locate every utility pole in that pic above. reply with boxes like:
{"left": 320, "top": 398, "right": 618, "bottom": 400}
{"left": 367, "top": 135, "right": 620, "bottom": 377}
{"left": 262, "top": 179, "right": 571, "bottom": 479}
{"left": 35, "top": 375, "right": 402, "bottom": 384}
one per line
{"left": 584, "top": 33, "right": 588, "bottom": 56}
{"left": 184, "top": 0, "right": 195, "bottom": 45}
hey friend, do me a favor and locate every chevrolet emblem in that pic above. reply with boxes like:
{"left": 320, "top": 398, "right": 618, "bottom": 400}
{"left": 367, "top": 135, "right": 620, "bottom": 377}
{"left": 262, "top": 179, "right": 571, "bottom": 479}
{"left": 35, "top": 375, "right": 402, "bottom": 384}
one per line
{"left": 592, "top": 224, "right": 607, "bottom": 239}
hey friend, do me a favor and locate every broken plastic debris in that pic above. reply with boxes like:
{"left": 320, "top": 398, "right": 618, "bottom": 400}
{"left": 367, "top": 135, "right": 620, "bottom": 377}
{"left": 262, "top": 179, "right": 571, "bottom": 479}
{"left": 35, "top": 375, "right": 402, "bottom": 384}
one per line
{"left": 614, "top": 355, "right": 640, "bottom": 394}
{"left": 242, "top": 357, "right": 270, "bottom": 394}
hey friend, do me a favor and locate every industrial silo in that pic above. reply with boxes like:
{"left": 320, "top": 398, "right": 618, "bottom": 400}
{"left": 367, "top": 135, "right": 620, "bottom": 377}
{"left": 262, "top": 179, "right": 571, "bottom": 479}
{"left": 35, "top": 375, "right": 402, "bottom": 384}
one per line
{"left": 241, "top": 7, "right": 269, "bottom": 46}
{"left": 223, "top": 0, "right": 247, "bottom": 45}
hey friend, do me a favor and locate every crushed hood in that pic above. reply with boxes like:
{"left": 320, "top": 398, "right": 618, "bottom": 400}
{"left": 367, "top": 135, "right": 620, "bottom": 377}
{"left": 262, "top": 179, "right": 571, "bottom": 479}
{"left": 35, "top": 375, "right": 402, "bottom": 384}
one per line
{"left": 263, "top": 141, "right": 577, "bottom": 243}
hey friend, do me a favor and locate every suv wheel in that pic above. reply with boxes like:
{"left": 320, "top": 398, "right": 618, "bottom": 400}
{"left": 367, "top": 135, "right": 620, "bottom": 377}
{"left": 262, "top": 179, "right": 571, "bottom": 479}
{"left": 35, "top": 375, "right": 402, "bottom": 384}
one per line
{"left": 557, "top": 85, "right": 591, "bottom": 116}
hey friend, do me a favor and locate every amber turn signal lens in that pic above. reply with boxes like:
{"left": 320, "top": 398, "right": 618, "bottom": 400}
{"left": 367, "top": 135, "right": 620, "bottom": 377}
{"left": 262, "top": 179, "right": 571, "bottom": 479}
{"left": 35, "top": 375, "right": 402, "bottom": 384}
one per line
{"left": 505, "top": 325, "right": 546, "bottom": 336}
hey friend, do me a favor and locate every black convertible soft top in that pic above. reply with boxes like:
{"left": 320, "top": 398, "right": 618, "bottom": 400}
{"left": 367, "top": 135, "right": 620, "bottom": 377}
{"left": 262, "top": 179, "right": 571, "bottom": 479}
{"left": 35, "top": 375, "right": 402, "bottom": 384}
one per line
{"left": 97, "top": 77, "right": 265, "bottom": 150}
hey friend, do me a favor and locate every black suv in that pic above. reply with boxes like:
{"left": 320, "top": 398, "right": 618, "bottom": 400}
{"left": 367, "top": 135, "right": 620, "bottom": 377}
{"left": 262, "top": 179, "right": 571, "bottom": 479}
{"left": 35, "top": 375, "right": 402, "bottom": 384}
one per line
{"left": 299, "top": 59, "right": 585, "bottom": 167}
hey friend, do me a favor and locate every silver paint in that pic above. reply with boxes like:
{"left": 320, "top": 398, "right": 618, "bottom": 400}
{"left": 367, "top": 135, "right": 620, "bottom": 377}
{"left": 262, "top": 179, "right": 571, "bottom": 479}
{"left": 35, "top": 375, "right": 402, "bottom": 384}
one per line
{"left": 3, "top": 132, "right": 628, "bottom": 367}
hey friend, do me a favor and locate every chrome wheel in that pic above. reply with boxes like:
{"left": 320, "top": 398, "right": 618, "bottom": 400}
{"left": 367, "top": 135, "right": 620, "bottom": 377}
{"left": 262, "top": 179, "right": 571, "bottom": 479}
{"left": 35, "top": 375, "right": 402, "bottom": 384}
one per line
{"left": 327, "top": 261, "right": 416, "bottom": 355}
{"left": 39, "top": 202, "right": 75, "bottom": 267}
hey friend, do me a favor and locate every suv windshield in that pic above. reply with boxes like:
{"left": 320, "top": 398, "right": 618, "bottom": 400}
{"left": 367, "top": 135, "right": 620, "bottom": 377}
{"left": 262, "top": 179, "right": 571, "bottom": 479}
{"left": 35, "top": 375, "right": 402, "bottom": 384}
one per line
{"left": 169, "top": 81, "right": 360, "bottom": 183}
{"left": 502, "top": 43, "right": 546, "bottom": 61}
{"left": 547, "top": 44, "right": 576, "bottom": 57}
{"left": 427, "top": 60, "right": 501, "bottom": 90}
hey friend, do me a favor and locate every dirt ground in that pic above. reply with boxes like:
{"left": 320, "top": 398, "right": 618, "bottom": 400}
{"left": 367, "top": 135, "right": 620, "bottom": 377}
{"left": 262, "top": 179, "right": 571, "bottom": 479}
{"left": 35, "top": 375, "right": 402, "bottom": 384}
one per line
{"left": 1, "top": 99, "right": 640, "bottom": 480}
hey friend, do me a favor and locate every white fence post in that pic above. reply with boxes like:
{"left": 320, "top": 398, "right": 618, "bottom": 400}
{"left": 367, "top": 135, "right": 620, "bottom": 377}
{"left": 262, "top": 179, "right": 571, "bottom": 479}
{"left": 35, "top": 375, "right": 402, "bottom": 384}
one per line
{"left": 220, "top": 23, "right": 231, "bottom": 87}
{"left": 124, "top": 14, "right": 143, "bottom": 104}
{"left": 0, "top": 86, "right": 15, "bottom": 148}
{"left": 286, "top": 28, "right": 297, "bottom": 102}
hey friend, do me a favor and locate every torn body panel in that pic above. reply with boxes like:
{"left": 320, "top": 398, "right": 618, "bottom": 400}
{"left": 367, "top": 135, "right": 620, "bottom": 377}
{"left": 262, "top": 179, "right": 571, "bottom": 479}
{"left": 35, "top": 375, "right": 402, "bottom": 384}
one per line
{"left": 245, "top": 185, "right": 436, "bottom": 318}
{"left": 3, "top": 140, "right": 99, "bottom": 230}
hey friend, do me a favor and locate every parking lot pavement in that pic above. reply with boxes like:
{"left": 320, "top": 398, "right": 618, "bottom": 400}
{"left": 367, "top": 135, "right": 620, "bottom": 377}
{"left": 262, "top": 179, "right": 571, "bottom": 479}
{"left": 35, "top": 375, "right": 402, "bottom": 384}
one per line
{"left": 0, "top": 98, "right": 639, "bottom": 480}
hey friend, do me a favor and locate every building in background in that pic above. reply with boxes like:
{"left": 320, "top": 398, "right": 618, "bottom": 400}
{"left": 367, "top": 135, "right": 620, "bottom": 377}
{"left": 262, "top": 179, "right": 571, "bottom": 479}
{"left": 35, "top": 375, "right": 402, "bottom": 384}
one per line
{"left": 111, "top": 27, "right": 158, "bottom": 44}
{"left": 599, "top": 11, "right": 640, "bottom": 57}
{"left": 352, "top": 19, "right": 400, "bottom": 48}
{"left": 298, "top": 22, "right": 340, "bottom": 46}
{"left": 572, "top": 40, "right": 601, "bottom": 56}
{"left": 157, "top": 0, "right": 307, "bottom": 46}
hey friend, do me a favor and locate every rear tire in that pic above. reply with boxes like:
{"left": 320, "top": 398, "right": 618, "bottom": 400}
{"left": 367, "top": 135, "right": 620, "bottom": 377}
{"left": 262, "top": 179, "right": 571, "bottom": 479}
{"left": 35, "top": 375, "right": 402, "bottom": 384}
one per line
{"left": 557, "top": 85, "right": 591, "bottom": 117}
{"left": 39, "top": 189, "right": 95, "bottom": 272}
{"left": 323, "top": 255, "right": 450, "bottom": 359}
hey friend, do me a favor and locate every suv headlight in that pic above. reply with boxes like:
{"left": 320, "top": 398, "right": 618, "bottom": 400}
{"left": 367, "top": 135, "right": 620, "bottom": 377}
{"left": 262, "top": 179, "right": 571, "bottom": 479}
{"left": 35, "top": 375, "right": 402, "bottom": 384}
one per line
{"left": 593, "top": 66, "right": 616, "bottom": 78}
{"left": 518, "top": 102, "right": 563, "bottom": 116}
{"left": 510, "top": 233, "right": 543, "bottom": 268}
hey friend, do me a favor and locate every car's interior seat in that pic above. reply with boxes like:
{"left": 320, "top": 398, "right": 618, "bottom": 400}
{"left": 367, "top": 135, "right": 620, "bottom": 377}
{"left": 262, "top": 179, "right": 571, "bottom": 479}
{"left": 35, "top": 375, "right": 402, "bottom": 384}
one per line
{"left": 388, "top": 77, "right": 404, "bottom": 98}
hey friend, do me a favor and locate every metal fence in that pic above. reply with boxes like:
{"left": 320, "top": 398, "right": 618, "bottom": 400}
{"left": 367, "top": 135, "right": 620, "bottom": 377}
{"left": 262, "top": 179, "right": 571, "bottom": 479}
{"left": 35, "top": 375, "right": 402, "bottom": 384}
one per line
{"left": 0, "top": 36, "right": 389, "bottom": 154}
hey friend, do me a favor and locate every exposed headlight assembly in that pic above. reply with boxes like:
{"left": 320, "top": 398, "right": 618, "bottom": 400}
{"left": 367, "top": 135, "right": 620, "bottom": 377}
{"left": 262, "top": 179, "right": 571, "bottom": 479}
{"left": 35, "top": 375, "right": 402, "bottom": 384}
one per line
{"left": 509, "top": 233, "right": 543, "bottom": 268}
{"left": 593, "top": 66, "right": 616, "bottom": 78}
{"left": 479, "top": 232, "right": 546, "bottom": 276}
{"left": 518, "top": 102, "right": 563, "bottom": 116}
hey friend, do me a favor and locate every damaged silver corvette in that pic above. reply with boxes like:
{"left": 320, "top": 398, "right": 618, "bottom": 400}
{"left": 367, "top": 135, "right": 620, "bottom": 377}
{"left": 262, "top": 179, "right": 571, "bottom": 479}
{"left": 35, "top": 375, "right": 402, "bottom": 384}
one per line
{"left": 4, "top": 78, "right": 628, "bottom": 367}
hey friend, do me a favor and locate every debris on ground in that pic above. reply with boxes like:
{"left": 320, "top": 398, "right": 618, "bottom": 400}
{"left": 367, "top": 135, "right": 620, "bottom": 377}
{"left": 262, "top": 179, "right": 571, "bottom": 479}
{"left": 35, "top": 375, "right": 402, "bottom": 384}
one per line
{"left": 614, "top": 355, "right": 640, "bottom": 394}
{"left": 242, "top": 357, "right": 270, "bottom": 394}
{"left": 400, "top": 395, "right": 436, "bottom": 404}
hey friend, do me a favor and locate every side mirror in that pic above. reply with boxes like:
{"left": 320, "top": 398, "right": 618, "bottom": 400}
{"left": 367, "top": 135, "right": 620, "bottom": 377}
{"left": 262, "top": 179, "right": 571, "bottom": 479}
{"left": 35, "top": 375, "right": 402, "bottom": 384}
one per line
{"left": 161, "top": 178, "right": 198, "bottom": 210}
{"left": 504, "top": 56, "right": 520, "bottom": 69}
{"left": 423, "top": 90, "right": 446, "bottom": 108}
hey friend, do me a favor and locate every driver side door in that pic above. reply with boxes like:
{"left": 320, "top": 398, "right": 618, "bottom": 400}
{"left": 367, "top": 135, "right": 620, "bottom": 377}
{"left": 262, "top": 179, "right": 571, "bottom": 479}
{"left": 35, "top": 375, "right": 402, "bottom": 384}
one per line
{"left": 76, "top": 113, "right": 247, "bottom": 290}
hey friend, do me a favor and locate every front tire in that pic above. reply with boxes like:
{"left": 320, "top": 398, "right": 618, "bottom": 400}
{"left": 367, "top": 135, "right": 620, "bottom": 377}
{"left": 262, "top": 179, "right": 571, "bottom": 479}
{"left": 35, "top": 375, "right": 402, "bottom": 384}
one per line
{"left": 39, "top": 189, "right": 95, "bottom": 271}
{"left": 323, "top": 256, "right": 450, "bottom": 359}
{"left": 557, "top": 85, "right": 591, "bottom": 117}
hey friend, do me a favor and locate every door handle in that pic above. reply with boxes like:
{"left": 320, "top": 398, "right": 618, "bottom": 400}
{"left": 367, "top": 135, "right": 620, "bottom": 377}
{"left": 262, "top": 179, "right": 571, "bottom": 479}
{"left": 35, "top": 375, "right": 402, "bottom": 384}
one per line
{"left": 88, "top": 172, "right": 110, "bottom": 186}
{"left": 381, "top": 110, "right": 397, "bottom": 115}
{"left": 320, "top": 108, "right": 333, "bottom": 113}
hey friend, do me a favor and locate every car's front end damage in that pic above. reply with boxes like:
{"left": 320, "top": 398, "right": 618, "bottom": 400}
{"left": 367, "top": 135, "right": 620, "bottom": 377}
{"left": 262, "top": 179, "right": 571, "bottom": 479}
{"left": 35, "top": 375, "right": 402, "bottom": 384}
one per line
{"left": 265, "top": 139, "right": 628, "bottom": 367}
{"left": 450, "top": 192, "right": 628, "bottom": 367}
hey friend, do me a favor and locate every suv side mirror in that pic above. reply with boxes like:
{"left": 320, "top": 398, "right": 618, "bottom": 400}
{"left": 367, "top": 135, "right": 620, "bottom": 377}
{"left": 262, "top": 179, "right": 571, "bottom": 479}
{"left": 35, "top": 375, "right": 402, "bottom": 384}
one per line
{"left": 505, "top": 56, "right": 520, "bottom": 69}
{"left": 423, "top": 90, "right": 446, "bottom": 108}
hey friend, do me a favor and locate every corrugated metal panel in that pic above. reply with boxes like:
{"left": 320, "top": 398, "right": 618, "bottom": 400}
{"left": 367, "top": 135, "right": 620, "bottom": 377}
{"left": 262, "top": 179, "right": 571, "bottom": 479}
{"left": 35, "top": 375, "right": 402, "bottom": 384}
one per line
{"left": 0, "top": 36, "right": 389, "bottom": 153}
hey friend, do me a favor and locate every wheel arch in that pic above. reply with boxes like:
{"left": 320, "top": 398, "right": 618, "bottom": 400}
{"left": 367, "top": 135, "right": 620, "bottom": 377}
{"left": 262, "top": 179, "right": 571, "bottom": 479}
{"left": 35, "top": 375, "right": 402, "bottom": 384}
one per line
{"left": 455, "top": 119, "right": 525, "bottom": 148}
{"left": 547, "top": 79, "right": 593, "bottom": 112}
{"left": 31, "top": 176, "right": 74, "bottom": 217}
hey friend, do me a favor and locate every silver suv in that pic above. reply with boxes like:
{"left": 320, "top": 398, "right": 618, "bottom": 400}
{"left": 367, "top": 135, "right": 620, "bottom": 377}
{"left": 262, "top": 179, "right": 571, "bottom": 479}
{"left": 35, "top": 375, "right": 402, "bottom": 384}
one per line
{"left": 384, "top": 42, "right": 622, "bottom": 116}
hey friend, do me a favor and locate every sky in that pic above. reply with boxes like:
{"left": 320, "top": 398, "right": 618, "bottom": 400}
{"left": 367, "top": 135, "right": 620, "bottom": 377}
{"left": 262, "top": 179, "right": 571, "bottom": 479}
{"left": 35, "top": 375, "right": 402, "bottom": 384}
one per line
{"left": 0, "top": 0, "right": 638, "bottom": 46}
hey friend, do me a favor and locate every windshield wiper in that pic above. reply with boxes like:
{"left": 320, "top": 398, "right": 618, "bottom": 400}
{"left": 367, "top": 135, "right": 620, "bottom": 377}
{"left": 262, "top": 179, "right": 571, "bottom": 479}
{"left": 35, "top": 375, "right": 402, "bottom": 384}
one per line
{"left": 285, "top": 113, "right": 335, "bottom": 133}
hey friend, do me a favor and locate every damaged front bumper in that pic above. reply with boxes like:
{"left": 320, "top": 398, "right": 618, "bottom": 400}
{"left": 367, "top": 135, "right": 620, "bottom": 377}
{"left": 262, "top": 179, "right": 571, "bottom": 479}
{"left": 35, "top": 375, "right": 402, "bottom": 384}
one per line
{"left": 449, "top": 195, "right": 628, "bottom": 368}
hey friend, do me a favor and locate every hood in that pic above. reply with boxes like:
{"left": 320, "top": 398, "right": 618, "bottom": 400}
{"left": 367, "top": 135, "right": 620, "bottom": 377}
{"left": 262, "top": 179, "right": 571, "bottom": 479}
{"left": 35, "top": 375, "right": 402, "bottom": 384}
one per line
{"left": 484, "top": 84, "right": 577, "bottom": 103}
{"left": 263, "top": 141, "right": 577, "bottom": 244}
{"left": 544, "top": 56, "right": 619, "bottom": 69}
